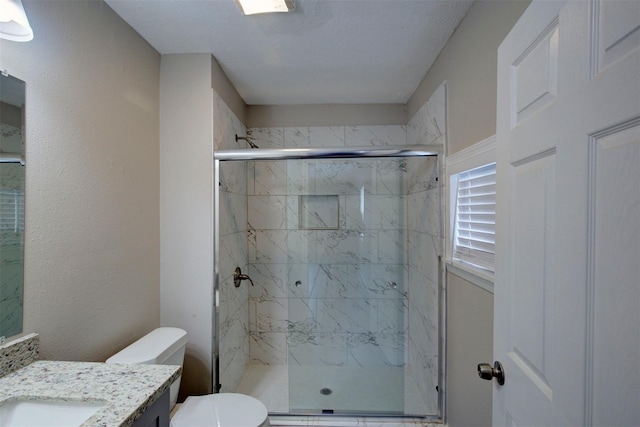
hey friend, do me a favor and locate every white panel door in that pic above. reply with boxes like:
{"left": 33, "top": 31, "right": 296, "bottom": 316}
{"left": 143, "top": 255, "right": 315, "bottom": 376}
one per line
{"left": 494, "top": 0, "right": 640, "bottom": 425}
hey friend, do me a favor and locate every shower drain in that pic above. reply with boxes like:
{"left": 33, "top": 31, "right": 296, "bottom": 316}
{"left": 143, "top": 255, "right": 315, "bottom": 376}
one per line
{"left": 320, "top": 387, "right": 333, "bottom": 395}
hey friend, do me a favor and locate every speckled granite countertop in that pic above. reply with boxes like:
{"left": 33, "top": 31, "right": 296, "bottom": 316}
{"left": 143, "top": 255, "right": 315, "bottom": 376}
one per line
{"left": 0, "top": 360, "right": 181, "bottom": 427}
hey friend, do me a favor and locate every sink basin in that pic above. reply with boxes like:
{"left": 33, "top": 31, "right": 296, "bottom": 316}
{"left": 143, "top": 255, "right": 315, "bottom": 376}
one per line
{"left": 0, "top": 399, "right": 105, "bottom": 426}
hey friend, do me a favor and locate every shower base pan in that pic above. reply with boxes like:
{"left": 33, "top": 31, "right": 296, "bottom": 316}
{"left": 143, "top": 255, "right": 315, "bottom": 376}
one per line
{"left": 236, "top": 365, "right": 432, "bottom": 417}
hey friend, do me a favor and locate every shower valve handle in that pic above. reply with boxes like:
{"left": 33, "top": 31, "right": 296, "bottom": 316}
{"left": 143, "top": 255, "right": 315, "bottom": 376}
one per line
{"left": 233, "top": 267, "right": 254, "bottom": 288}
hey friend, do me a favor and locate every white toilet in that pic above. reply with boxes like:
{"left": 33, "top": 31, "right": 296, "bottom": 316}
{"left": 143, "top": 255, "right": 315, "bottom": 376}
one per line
{"left": 106, "top": 327, "right": 269, "bottom": 427}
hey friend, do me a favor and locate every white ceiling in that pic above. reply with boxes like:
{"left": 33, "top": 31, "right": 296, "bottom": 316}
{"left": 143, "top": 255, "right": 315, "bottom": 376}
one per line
{"left": 105, "top": 0, "right": 473, "bottom": 105}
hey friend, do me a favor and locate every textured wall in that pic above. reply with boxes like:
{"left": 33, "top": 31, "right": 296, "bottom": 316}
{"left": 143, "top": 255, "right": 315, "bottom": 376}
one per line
{"left": 408, "top": 0, "right": 532, "bottom": 156}
{"left": 407, "top": 1, "right": 531, "bottom": 425}
{"left": 246, "top": 104, "right": 407, "bottom": 128}
{"left": 159, "top": 54, "right": 215, "bottom": 398}
{"left": 0, "top": 0, "right": 161, "bottom": 361}
{"left": 446, "top": 273, "right": 494, "bottom": 427}
{"left": 159, "top": 53, "right": 249, "bottom": 399}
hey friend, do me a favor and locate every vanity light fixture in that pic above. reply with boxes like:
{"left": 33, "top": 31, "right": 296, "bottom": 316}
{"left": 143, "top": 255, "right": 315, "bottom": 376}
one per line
{"left": 235, "top": 0, "right": 294, "bottom": 15}
{"left": 0, "top": 0, "right": 33, "bottom": 41}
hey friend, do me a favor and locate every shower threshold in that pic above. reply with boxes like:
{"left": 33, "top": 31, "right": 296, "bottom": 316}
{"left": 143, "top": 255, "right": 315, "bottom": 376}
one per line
{"left": 236, "top": 365, "right": 436, "bottom": 420}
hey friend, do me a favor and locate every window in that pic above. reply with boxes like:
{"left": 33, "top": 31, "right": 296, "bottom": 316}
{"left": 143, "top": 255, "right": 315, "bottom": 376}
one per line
{"left": 446, "top": 135, "right": 496, "bottom": 287}
{"left": 0, "top": 189, "right": 25, "bottom": 233}
{"left": 452, "top": 162, "right": 496, "bottom": 272}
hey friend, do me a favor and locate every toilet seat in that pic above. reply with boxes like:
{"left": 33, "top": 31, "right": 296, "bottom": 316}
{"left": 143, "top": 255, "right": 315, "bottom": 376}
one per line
{"left": 171, "top": 393, "right": 269, "bottom": 427}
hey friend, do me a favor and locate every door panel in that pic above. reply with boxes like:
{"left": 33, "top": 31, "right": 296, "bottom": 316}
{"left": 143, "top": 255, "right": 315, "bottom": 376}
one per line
{"left": 592, "top": 0, "right": 640, "bottom": 75}
{"left": 511, "top": 22, "right": 559, "bottom": 126}
{"left": 495, "top": 1, "right": 640, "bottom": 425}
{"left": 590, "top": 120, "right": 640, "bottom": 426}
{"left": 510, "top": 153, "right": 555, "bottom": 383}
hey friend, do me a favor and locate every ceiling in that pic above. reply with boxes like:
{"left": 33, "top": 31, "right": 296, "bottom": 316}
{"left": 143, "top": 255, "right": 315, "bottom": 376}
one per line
{"left": 105, "top": 0, "right": 473, "bottom": 105}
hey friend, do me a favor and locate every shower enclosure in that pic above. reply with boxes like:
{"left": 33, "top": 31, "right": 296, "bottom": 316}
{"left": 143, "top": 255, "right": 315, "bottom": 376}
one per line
{"left": 213, "top": 145, "right": 443, "bottom": 421}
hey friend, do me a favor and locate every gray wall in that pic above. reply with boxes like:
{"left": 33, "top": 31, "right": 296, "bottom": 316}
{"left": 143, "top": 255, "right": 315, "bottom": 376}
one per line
{"left": 0, "top": 0, "right": 161, "bottom": 361}
{"left": 408, "top": 1, "right": 531, "bottom": 425}
{"left": 446, "top": 274, "right": 495, "bottom": 426}
{"left": 211, "top": 56, "right": 246, "bottom": 124}
{"left": 160, "top": 53, "right": 216, "bottom": 398}
{"left": 246, "top": 104, "right": 406, "bottom": 127}
{"left": 159, "top": 53, "right": 248, "bottom": 399}
{"left": 409, "top": 0, "right": 531, "bottom": 155}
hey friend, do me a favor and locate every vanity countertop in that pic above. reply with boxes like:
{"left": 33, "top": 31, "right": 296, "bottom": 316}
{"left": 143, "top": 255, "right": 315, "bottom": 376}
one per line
{"left": 0, "top": 360, "right": 181, "bottom": 426}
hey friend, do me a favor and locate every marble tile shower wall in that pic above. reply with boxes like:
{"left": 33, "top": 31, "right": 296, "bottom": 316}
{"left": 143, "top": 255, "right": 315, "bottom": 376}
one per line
{"left": 0, "top": 163, "right": 24, "bottom": 339}
{"left": 243, "top": 113, "right": 444, "bottom": 373}
{"left": 405, "top": 83, "right": 445, "bottom": 414}
{"left": 243, "top": 83, "right": 445, "bottom": 415}
{"left": 214, "top": 91, "right": 250, "bottom": 393}
{"left": 213, "top": 80, "right": 446, "bottom": 415}
{"left": 245, "top": 125, "right": 410, "bottom": 369}
{"left": 246, "top": 153, "right": 410, "bottom": 369}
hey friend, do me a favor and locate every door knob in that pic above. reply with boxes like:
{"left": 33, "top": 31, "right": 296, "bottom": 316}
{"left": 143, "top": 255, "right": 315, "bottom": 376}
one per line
{"left": 477, "top": 361, "right": 505, "bottom": 385}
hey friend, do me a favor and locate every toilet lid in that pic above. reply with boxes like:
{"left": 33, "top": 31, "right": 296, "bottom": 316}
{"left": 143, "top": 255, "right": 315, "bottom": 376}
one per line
{"left": 171, "top": 393, "right": 268, "bottom": 427}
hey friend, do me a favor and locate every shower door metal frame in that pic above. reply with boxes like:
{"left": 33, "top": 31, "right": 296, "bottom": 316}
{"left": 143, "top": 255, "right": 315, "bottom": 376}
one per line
{"left": 212, "top": 144, "right": 445, "bottom": 421}
{"left": 213, "top": 157, "right": 221, "bottom": 393}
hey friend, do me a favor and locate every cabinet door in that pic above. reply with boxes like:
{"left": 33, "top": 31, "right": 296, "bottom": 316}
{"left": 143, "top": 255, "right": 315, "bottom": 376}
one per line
{"left": 132, "top": 389, "right": 170, "bottom": 427}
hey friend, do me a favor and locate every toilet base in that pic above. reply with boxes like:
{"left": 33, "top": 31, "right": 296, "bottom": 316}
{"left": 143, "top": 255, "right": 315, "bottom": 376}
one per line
{"left": 171, "top": 393, "right": 269, "bottom": 427}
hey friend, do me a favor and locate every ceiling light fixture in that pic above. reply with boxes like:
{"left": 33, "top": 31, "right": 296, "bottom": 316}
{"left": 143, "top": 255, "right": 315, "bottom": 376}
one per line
{"left": 235, "top": 0, "right": 294, "bottom": 15}
{"left": 0, "top": 0, "right": 33, "bottom": 41}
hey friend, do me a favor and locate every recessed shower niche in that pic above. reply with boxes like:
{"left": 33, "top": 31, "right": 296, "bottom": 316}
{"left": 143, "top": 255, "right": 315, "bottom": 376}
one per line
{"left": 298, "top": 195, "right": 340, "bottom": 230}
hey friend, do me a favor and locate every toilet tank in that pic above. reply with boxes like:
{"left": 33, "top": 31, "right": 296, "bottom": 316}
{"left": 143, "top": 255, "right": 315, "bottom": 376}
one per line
{"left": 106, "top": 327, "right": 187, "bottom": 408}
{"left": 106, "top": 327, "right": 187, "bottom": 365}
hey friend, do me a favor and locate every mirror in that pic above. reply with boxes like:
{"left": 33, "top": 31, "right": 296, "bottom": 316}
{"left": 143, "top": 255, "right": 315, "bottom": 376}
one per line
{"left": 0, "top": 72, "right": 25, "bottom": 340}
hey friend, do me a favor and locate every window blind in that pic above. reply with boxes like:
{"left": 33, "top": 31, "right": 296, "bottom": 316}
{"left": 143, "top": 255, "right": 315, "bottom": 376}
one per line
{"left": 0, "top": 189, "right": 25, "bottom": 233}
{"left": 453, "top": 162, "right": 496, "bottom": 272}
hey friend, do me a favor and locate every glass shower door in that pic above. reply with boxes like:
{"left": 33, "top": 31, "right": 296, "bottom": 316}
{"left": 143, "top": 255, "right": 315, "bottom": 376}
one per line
{"left": 281, "top": 157, "right": 408, "bottom": 414}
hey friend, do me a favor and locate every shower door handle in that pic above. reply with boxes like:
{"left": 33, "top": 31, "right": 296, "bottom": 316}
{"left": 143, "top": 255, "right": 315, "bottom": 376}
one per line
{"left": 477, "top": 361, "right": 505, "bottom": 385}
